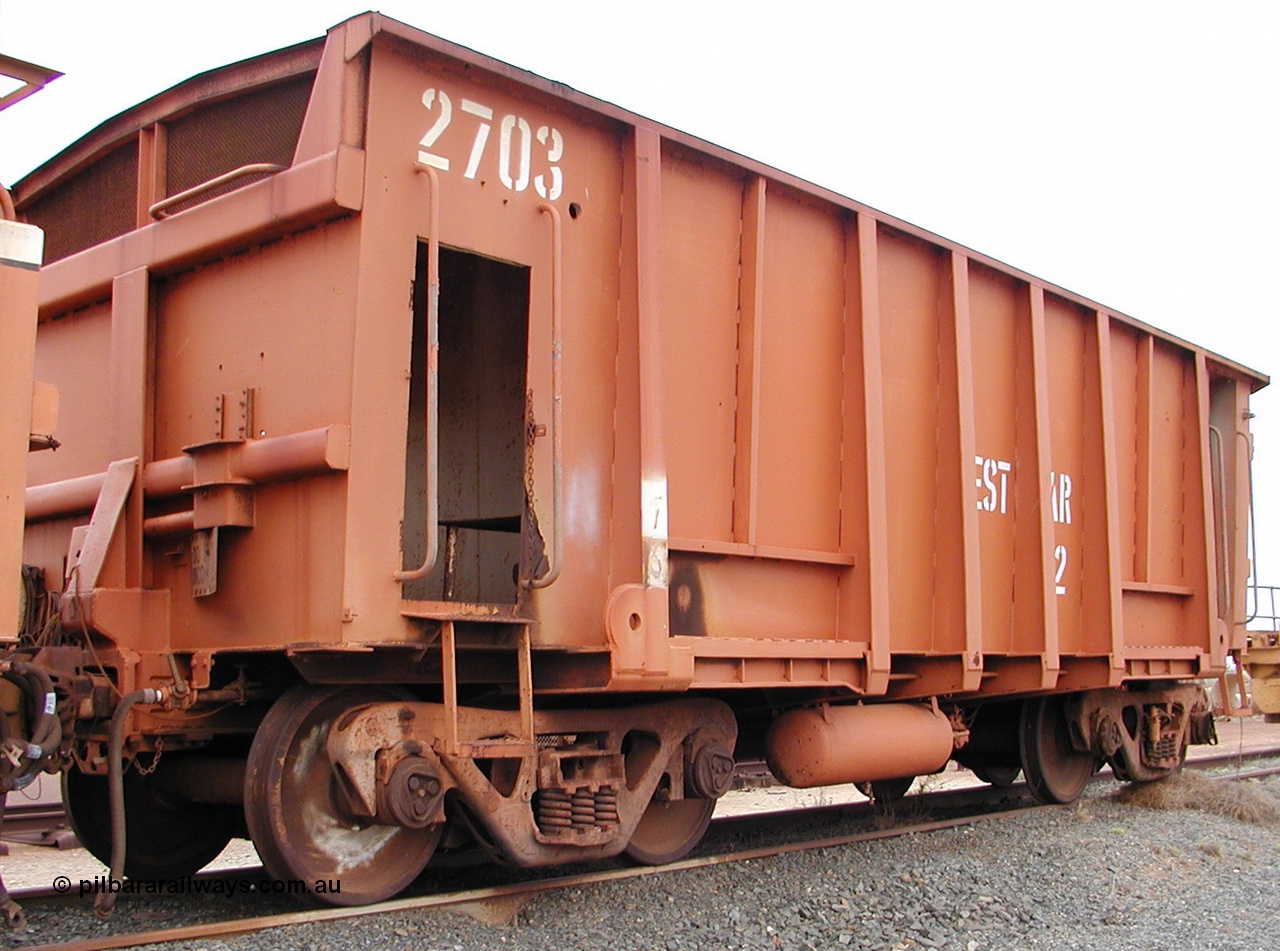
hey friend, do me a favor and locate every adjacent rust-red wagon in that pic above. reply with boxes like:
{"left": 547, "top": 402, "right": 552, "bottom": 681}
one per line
{"left": 1, "top": 12, "right": 1267, "bottom": 906}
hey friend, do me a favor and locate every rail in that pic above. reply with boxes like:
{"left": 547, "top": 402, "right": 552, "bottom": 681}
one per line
{"left": 148, "top": 164, "right": 286, "bottom": 219}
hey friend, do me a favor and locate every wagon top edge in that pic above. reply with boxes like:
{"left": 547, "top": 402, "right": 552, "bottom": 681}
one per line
{"left": 11, "top": 10, "right": 1269, "bottom": 390}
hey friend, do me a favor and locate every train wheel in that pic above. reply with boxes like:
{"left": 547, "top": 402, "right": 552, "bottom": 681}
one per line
{"left": 624, "top": 796, "right": 715, "bottom": 865}
{"left": 970, "top": 764, "right": 1021, "bottom": 788}
{"left": 855, "top": 775, "right": 916, "bottom": 803}
{"left": 244, "top": 685, "right": 442, "bottom": 906}
{"left": 1019, "top": 695, "right": 1096, "bottom": 805}
{"left": 63, "top": 757, "right": 238, "bottom": 879}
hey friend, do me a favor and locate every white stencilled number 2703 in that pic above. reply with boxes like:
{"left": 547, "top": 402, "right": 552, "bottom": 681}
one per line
{"left": 417, "top": 87, "right": 563, "bottom": 201}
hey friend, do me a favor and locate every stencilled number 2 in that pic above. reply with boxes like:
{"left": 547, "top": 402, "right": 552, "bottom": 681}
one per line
{"left": 418, "top": 89, "right": 453, "bottom": 170}
{"left": 1050, "top": 471, "right": 1073, "bottom": 597}
{"left": 417, "top": 87, "right": 564, "bottom": 200}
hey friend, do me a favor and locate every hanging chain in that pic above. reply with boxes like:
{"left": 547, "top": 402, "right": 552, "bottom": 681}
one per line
{"left": 522, "top": 387, "right": 550, "bottom": 584}
{"left": 133, "top": 737, "right": 164, "bottom": 776}
{"left": 524, "top": 387, "right": 541, "bottom": 512}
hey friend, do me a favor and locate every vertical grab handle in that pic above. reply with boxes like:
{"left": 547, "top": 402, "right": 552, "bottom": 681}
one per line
{"left": 395, "top": 166, "right": 441, "bottom": 582}
{"left": 527, "top": 202, "right": 563, "bottom": 589}
{"left": 1208, "top": 425, "right": 1230, "bottom": 619}
{"left": 1239, "top": 429, "right": 1259, "bottom": 623}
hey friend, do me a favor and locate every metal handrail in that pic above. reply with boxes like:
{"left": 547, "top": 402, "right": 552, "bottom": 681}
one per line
{"left": 395, "top": 165, "right": 441, "bottom": 583}
{"left": 148, "top": 163, "right": 285, "bottom": 219}
{"left": 1246, "top": 585, "right": 1279, "bottom": 630}
{"left": 527, "top": 202, "right": 563, "bottom": 589}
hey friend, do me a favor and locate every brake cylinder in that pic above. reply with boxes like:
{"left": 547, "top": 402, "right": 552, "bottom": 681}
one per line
{"left": 765, "top": 703, "right": 954, "bottom": 788}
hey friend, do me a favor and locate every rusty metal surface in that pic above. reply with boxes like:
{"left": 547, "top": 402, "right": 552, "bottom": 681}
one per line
{"left": 1245, "top": 627, "right": 1280, "bottom": 716}
{"left": 765, "top": 703, "right": 956, "bottom": 789}
{"left": 1, "top": 10, "right": 1273, "bottom": 906}
{"left": 244, "top": 685, "right": 442, "bottom": 907}
{"left": 324, "top": 696, "right": 736, "bottom": 879}
{"left": 0, "top": 800, "right": 76, "bottom": 849}
{"left": 12, "top": 10, "right": 1264, "bottom": 700}
{"left": 12, "top": 42, "right": 320, "bottom": 206}
{"left": 1070, "top": 684, "right": 1214, "bottom": 782}
{"left": 0, "top": 218, "right": 44, "bottom": 643}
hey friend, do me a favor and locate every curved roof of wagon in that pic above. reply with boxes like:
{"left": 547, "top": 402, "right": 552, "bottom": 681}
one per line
{"left": 15, "top": 10, "right": 1268, "bottom": 389}
{"left": 13, "top": 36, "right": 325, "bottom": 200}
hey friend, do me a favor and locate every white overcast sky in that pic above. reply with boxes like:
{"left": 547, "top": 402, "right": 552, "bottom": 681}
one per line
{"left": 2, "top": 0, "right": 1278, "bottom": 609}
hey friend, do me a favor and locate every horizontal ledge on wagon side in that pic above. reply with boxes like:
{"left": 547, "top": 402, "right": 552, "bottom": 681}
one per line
{"left": 668, "top": 537, "right": 856, "bottom": 566}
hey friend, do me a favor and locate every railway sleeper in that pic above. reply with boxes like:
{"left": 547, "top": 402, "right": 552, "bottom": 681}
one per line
{"left": 324, "top": 696, "right": 737, "bottom": 868}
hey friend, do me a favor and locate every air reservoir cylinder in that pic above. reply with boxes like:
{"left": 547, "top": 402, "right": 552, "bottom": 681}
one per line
{"left": 765, "top": 703, "right": 954, "bottom": 788}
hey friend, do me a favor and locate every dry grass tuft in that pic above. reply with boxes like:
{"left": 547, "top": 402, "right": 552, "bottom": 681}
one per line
{"left": 1112, "top": 771, "right": 1280, "bottom": 826}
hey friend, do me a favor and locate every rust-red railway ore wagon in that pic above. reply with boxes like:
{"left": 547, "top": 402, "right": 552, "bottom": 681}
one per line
{"left": 1, "top": 13, "right": 1266, "bottom": 904}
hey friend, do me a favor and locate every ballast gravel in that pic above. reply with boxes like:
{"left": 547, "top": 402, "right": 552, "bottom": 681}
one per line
{"left": 8, "top": 772, "right": 1280, "bottom": 951}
